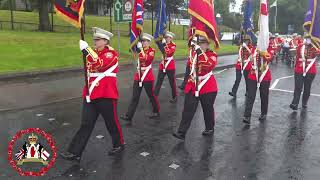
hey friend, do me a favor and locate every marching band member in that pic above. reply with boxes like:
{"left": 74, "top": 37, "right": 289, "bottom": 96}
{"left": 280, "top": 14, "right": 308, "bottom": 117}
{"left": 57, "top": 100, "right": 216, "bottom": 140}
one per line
{"left": 154, "top": 31, "right": 178, "bottom": 103}
{"left": 61, "top": 27, "right": 125, "bottom": 160}
{"left": 229, "top": 35, "right": 255, "bottom": 98}
{"left": 121, "top": 33, "right": 160, "bottom": 122}
{"left": 290, "top": 35, "right": 320, "bottom": 110}
{"left": 173, "top": 35, "right": 218, "bottom": 140}
{"left": 243, "top": 49, "right": 273, "bottom": 125}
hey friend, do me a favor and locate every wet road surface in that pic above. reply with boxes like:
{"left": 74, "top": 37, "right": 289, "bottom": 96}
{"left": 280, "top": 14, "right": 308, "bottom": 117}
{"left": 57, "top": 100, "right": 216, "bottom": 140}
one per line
{"left": 1, "top": 58, "right": 320, "bottom": 179}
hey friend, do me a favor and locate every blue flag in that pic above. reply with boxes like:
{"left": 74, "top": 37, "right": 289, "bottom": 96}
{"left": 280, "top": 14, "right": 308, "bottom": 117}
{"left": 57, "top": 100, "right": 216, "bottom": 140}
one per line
{"left": 242, "top": 0, "right": 257, "bottom": 43}
{"left": 154, "top": 0, "right": 167, "bottom": 53}
{"left": 304, "top": 0, "right": 320, "bottom": 47}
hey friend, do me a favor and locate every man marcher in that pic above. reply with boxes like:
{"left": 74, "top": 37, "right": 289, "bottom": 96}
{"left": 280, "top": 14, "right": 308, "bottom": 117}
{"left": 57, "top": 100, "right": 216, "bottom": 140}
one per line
{"left": 61, "top": 27, "right": 125, "bottom": 161}
{"left": 154, "top": 31, "right": 178, "bottom": 103}
{"left": 229, "top": 35, "right": 255, "bottom": 98}
{"left": 173, "top": 35, "right": 218, "bottom": 140}
{"left": 290, "top": 35, "right": 320, "bottom": 110}
{"left": 243, "top": 49, "right": 273, "bottom": 125}
{"left": 121, "top": 33, "right": 161, "bottom": 122}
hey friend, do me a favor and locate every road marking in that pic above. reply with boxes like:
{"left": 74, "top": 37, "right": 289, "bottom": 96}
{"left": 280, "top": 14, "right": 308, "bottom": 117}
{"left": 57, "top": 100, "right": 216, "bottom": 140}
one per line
{"left": 96, "top": 135, "right": 104, "bottom": 139}
{"left": 169, "top": 163, "right": 180, "bottom": 169}
{"left": 270, "top": 75, "right": 294, "bottom": 90}
{"left": 140, "top": 152, "right": 150, "bottom": 157}
{"left": 271, "top": 88, "right": 320, "bottom": 97}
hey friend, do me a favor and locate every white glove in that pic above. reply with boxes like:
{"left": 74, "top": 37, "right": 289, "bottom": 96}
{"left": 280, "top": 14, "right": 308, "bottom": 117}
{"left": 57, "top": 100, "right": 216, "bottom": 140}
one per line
{"left": 242, "top": 42, "right": 247, "bottom": 47}
{"left": 137, "top": 42, "right": 142, "bottom": 49}
{"left": 194, "top": 44, "right": 201, "bottom": 51}
{"left": 79, "top": 40, "right": 89, "bottom": 51}
{"left": 162, "top": 38, "right": 166, "bottom": 44}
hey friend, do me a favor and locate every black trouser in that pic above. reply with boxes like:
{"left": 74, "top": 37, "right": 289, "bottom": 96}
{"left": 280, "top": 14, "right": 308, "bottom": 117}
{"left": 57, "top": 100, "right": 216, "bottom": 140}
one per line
{"left": 126, "top": 81, "right": 160, "bottom": 119}
{"left": 291, "top": 73, "right": 315, "bottom": 106}
{"left": 154, "top": 69, "right": 177, "bottom": 98}
{"left": 68, "top": 99, "right": 124, "bottom": 156}
{"left": 177, "top": 92, "right": 217, "bottom": 135}
{"left": 231, "top": 69, "right": 249, "bottom": 95}
{"left": 180, "top": 64, "right": 191, "bottom": 89}
{"left": 282, "top": 47, "right": 290, "bottom": 60}
{"left": 244, "top": 80, "right": 270, "bottom": 118}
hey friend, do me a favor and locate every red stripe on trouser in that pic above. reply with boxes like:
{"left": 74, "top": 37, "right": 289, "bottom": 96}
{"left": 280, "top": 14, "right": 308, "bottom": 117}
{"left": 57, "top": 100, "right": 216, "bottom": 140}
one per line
{"left": 152, "top": 82, "right": 160, "bottom": 112}
{"left": 112, "top": 100, "right": 124, "bottom": 145}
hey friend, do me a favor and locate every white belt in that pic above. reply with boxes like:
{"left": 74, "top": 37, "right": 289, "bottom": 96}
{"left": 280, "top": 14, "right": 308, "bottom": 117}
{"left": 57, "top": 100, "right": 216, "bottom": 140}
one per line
{"left": 86, "top": 62, "right": 118, "bottom": 103}
{"left": 195, "top": 71, "right": 213, "bottom": 97}
{"left": 162, "top": 56, "right": 173, "bottom": 73}
{"left": 138, "top": 64, "right": 152, "bottom": 87}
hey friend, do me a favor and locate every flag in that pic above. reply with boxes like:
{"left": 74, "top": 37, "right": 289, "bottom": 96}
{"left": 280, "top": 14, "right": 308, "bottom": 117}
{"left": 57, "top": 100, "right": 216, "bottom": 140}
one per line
{"left": 304, "top": 0, "right": 320, "bottom": 47}
{"left": 154, "top": 0, "right": 167, "bottom": 52}
{"left": 54, "top": 0, "right": 85, "bottom": 28}
{"left": 15, "top": 148, "right": 25, "bottom": 160}
{"left": 257, "top": 0, "right": 270, "bottom": 52}
{"left": 242, "top": 0, "right": 257, "bottom": 43}
{"left": 130, "top": 0, "right": 144, "bottom": 52}
{"left": 270, "top": 0, "right": 277, "bottom": 8}
{"left": 41, "top": 150, "right": 50, "bottom": 161}
{"left": 188, "top": 0, "right": 220, "bottom": 48}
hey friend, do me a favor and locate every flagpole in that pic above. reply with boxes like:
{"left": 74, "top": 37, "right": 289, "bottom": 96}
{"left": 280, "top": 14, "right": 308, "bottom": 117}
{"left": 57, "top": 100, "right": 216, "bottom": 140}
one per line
{"left": 275, "top": 4, "right": 277, "bottom": 32}
{"left": 80, "top": 18, "right": 90, "bottom": 102}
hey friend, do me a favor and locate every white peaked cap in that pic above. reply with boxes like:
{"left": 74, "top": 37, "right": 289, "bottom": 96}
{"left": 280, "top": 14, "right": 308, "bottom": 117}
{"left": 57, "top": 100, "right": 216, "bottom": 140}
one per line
{"left": 92, "top": 27, "right": 113, "bottom": 41}
{"left": 165, "top": 31, "right": 175, "bottom": 38}
{"left": 141, "top": 33, "right": 154, "bottom": 41}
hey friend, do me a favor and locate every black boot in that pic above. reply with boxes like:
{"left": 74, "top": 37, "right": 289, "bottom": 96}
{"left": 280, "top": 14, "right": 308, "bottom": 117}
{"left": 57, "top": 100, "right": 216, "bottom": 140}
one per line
{"left": 108, "top": 145, "right": 125, "bottom": 156}
{"left": 202, "top": 129, "right": 214, "bottom": 136}
{"left": 60, "top": 152, "right": 81, "bottom": 162}
{"left": 289, "top": 104, "right": 298, "bottom": 111}
{"left": 302, "top": 104, "right": 308, "bottom": 109}
{"left": 172, "top": 132, "right": 185, "bottom": 140}
{"left": 229, "top": 92, "right": 236, "bottom": 98}
{"left": 243, "top": 117, "right": 251, "bottom": 125}
{"left": 259, "top": 114, "right": 267, "bottom": 122}
{"left": 120, "top": 114, "right": 132, "bottom": 122}
{"left": 147, "top": 112, "right": 160, "bottom": 119}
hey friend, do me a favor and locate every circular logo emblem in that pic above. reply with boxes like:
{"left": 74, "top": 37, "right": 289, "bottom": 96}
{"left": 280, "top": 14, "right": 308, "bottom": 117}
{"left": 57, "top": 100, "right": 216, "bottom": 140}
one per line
{"left": 124, "top": 1, "right": 132, "bottom": 12}
{"left": 7, "top": 128, "right": 57, "bottom": 176}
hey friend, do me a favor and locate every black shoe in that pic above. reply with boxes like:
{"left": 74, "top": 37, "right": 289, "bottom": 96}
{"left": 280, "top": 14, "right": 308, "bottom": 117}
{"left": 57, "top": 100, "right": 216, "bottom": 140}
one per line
{"left": 108, "top": 145, "right": 125, "bottom": 156}
{"left": 259, "top": 114, "right": 267, "bottom": 122}
{"left": 147, "top": 112, "right": 160, "bottom": 119}
{"left": 169, "top": 97, "right": 177, "bottom": 104}
{"left": 290, "top": 104, "right": 298, "bottom": 111}
{"left": 243, "top": 117, "right": 251, "bottom": 125}
{"left": 302, "top": 104, "right": 307, "bottom": 109}
{"left": 60, "top": 152, "right": 81, "bottom": 162}
{"left": 229, "top": 92, "right": 236, "bottom": 98}
{"left": 172, "top": 132, "right": 185, "bottom": 140}
{"left": 202, "top": 129, "right": 214, "bottom": 136}
{"left": 120, "top": 114, "right": 132, "bottom": 122}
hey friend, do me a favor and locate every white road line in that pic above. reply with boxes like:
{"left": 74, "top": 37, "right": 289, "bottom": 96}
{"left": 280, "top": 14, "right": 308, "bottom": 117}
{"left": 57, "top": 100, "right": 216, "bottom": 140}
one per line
{"left": 271, "top": 88, "right": 320, "bottom": 97}
{"left": 270, "top": 75, "right": 294, "bottom": 90}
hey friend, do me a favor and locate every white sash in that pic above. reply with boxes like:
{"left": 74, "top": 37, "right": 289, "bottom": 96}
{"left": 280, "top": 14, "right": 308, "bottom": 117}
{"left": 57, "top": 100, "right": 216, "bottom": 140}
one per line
{"left": 195, "top": 71, "right": 213, "bottom": 97}
{"left": 301, "top": 45, "right": 317, "bottom": 76}
{"left": 138, "top": 64, "right": 152, "bottom": 87}
{"left": 87, "top": 62, "right": 118, "bottom": 102}
{"left": 162, "top": 57, "right": 173, "bottom": 73}
{"left": 258, "top": 62, "right": 269, "bottom": 87}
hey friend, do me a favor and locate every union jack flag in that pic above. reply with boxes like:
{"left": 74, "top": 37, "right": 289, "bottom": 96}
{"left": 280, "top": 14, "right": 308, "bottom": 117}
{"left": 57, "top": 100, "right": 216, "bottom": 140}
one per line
{"left": 130, "top": 0, "right": 144, "bottom": 52}
{"left": 15, "top": 148, "right": 25, "bottom": 160}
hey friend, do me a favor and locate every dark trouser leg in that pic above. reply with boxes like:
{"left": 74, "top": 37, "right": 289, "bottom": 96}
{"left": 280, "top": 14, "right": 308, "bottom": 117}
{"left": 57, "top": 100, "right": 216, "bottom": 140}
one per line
{"left": 68, "top": 100, "right": 99, "bottom": 156}
{"left": 302, "top": 73, "right": 315, "bottom": 106}
{"left": 231, "top": 69, "right": 242, "bottom": 94}
{"left": 291, "top": 73, "right": 304, "bottom": 105}
{"left": 144, "top": 81, "right": 160, "bottom": 113}
{"left": 243, "top": 70, "right": 249, "bottom": 94}
{"left": 259, "top": 81, "right": 271, "bottom": 115}
{"left": 96, "top": 99, "right": 124, "bottom": 148}
{"left": 200, "top": 92, "right": 217, "bottom": 130}
{"left": 167, "top": 70, "right": 177, "bottom": 98}
{"left": 178, "top": 92, "right": 199, "bottom": 134}
{"left": 244, "top": 79, "right": 258, "bottom": 118}
{"left": 180, "top": 65, "right": 190, "bottom": 89}
{"left": 127, "top": 81, "right": 143, "bottom": 119}
{"left": 154, "top": 70, "right": 166, "bottom": 96}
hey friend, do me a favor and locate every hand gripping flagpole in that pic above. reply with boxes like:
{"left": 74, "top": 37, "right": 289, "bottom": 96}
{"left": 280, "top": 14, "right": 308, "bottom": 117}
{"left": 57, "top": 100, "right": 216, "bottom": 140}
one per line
{"left": 80, "top": 18, "right": 90, "bottom": 103}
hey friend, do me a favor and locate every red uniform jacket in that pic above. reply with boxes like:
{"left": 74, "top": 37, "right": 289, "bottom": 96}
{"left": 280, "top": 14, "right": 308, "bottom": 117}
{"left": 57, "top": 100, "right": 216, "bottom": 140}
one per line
{"left": 82, "top": 46, "right": 119, "bottom": 100}
{"left": 134, "top": 47, "right": 156, "bottom": 82}
{"left": 159, "top": 42, "right": 176, "bottom": 71}
{"left": 235, "top": 44, "right": 255, "bottom": 71}
{"left": 290, "top": 38, "right": 303, "bottom": 48}
{"left": 295, "top": 44, "right": 319, "bottom": 75}
{"left": 248, "top": 49, "right": 273, "bottom": 82}
{"left": 185, "top": 50, "right": 218, "bottom": 95}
